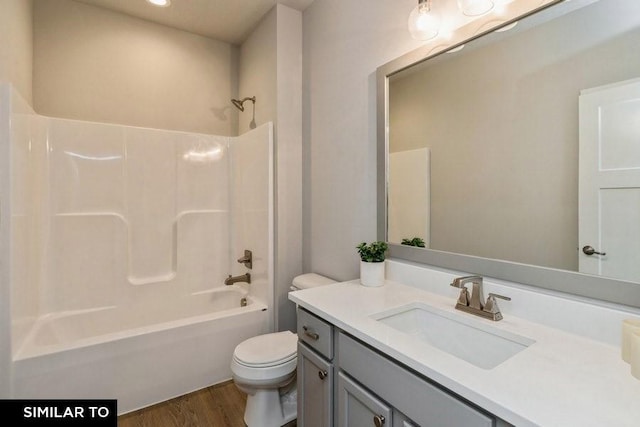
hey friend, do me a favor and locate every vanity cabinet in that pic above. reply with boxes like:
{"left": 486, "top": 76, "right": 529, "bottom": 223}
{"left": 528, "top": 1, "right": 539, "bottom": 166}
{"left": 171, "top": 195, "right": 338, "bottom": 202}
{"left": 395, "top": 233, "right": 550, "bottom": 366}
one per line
{"left": 297, "top": 307, "right": 513, "bottom": 427}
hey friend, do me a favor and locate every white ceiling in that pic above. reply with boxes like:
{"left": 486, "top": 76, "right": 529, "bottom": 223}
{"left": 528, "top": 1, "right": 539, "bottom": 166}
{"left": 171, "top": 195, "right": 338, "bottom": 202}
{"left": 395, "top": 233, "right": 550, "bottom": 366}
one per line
{"left": 74, "top": 0, "right": 314, "bottom": 44}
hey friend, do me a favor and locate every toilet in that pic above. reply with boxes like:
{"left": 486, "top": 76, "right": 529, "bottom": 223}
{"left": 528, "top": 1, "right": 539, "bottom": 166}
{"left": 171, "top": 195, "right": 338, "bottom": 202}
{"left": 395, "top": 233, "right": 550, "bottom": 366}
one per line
{"left": 231, "top": 273, "right": 336, "bottom": 427}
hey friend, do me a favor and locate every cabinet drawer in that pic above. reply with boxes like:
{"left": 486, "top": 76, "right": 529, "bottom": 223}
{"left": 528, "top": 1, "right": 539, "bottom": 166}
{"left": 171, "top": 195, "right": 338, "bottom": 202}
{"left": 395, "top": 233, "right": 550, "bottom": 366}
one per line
{"left": 297, "top": 308, "right": 333, "bottom": 359}
{"left": 338, "top": 332, "right": 493, "bottom": 427}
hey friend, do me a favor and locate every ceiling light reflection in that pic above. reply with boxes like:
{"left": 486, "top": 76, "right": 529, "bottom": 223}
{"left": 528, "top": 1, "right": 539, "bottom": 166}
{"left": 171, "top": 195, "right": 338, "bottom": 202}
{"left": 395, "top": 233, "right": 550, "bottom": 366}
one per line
{"left": 64, "top": 151, "right": 122, "bottom": 161}
{"left": 183, "top": 146, "right": 224, "bottom": 163}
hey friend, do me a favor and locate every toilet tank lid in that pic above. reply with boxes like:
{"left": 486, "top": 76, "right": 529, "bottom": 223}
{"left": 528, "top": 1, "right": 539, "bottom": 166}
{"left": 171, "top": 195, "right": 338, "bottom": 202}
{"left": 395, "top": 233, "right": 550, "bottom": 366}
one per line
{"left": 292, "top": 273, "right": 336, "bottom": 290}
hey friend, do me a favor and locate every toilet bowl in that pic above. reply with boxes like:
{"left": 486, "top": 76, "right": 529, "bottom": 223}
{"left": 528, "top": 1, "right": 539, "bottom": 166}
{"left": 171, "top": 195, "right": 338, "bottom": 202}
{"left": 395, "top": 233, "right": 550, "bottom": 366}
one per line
{"left": 231, "top": 273, "right": 336, "bottom": 427}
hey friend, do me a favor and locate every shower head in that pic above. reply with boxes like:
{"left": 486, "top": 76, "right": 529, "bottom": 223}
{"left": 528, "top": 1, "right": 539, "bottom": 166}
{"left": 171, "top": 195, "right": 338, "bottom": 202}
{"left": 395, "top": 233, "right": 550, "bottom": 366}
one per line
{"left": 231, "top": 96, "right": 256, "bottom": 112}
{"left": 231, "top": 99, "right": 244, "bottom": 111}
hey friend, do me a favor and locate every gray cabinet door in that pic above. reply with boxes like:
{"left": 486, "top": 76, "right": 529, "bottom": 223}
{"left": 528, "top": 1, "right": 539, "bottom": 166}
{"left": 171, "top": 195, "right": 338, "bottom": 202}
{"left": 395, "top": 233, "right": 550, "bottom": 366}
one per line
{"left": 338, "top": 371, "right": 392, "bottom": 427}
{"left": 298, "top": 342, "right": 332, "bottom": 427}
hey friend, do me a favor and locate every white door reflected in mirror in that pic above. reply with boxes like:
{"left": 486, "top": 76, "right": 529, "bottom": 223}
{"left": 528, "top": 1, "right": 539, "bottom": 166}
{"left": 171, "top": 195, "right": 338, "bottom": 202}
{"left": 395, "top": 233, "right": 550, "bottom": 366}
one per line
{"left": 579, "top": 78, "right": 640, "bottom": 283}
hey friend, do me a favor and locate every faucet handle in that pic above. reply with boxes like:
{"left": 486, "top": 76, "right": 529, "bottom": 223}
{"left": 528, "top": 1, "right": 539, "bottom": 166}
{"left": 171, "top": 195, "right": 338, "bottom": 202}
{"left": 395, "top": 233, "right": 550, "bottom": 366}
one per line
{"left": 484, "top": 293, "right": 511, "bottom": 317}
{"left": 456, "top": 288, "right": 470, "bottom": 307}
{"left": 488, "top": 293, "right": 511, "bottom": 301}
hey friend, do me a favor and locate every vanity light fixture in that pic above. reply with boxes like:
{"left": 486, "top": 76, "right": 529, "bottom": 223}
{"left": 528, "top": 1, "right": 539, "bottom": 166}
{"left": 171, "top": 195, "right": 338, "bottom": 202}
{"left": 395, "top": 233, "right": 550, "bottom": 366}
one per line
{"left": 146, "top": 0, "right": 171, "bottom": 7}
{"left": 408, "top": 0, "right": 500, "bottom": 41}
{"left": 408, "top": 0, "right": 442, "bottom": 41}
{"left": 457, "top": 0, "right": 494, "bottom": 16}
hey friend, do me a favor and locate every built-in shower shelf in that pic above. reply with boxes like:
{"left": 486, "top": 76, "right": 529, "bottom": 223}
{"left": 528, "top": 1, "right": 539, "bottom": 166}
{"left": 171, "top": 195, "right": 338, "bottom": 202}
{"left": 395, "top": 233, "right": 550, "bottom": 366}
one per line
{"left": 128, "top": 273, "right": 178, "bottom": 286}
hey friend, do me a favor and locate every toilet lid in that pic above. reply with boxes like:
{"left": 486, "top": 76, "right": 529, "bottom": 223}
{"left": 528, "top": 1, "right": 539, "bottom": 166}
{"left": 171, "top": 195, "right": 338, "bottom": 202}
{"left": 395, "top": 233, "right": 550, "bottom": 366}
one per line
{"left": 234, "top": 331, "right": 298, "bottom": 368}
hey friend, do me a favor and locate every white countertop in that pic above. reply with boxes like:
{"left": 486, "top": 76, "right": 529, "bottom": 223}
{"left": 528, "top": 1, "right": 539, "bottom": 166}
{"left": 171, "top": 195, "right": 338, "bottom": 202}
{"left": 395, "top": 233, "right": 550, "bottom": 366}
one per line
{"left": 289, "top": 279, "right": 640, "bottom": 427}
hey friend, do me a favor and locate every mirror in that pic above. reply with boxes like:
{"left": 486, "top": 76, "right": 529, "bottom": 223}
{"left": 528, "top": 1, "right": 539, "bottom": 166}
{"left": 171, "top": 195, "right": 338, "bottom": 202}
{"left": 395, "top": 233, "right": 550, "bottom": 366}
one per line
{"left": 378, "top": 0, "right": 640, "bottom": 307}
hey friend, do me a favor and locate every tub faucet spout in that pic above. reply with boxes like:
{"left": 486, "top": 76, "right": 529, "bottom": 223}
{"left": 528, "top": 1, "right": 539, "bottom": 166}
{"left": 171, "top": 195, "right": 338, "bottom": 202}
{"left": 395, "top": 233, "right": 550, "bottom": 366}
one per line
{"left": 225, "top": 273, "right": 251, "bottom": 286}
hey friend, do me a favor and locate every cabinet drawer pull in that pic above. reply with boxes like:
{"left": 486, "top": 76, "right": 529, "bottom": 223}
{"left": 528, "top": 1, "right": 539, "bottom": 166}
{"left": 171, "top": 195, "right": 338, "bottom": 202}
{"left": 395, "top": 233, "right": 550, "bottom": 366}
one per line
{"left": 303, "top": 326, "right": 320, "bottom": 341}
{"left": 318, "top": 370, "right": 328, "bottom": 380}
{"left": 373, "top": 415, "right": 385, "bottom": 427}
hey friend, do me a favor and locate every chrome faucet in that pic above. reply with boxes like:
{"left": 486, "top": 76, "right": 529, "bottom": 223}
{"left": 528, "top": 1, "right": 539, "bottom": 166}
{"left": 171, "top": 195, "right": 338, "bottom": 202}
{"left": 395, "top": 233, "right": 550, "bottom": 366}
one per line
{"left": 225, "top": 273, "right": 251, "bottom": 286}
{"left": 450, "top": 275, "right": 510, "bottom": 321}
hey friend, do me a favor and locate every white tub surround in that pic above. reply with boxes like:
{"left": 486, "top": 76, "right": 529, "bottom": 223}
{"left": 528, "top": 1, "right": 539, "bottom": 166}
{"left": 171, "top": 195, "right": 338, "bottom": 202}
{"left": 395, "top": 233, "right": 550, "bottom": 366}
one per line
{"left": 3, "top": 85, "right": 275, "bottom": 412}
{"left": 289, "top": 260, "right": 640, "bottom": 427}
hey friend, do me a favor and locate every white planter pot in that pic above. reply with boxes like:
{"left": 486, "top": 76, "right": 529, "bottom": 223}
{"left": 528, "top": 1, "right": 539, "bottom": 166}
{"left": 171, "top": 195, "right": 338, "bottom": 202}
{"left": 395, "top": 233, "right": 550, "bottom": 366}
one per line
{"left": 360, "top": 261, "right": 385, "bottom": 287}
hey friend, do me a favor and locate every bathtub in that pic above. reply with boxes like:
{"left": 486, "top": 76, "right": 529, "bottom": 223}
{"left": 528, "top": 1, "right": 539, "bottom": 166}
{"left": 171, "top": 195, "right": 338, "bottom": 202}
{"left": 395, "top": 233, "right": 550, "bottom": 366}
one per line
{"left": 12, "top": 286, "right": 270, "bottom": 414}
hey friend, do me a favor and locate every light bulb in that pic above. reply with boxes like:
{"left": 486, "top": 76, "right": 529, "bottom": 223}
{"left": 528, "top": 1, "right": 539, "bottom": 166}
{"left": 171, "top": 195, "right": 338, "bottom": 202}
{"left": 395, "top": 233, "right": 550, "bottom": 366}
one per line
{"left": 457, "top": 0, "right": 494, "bottom": 16}
{"left": 146, "top": 0, "right": 171, "bottom": 7}
{"left": 408, "top": 0, "right": 441, "bottom": 41}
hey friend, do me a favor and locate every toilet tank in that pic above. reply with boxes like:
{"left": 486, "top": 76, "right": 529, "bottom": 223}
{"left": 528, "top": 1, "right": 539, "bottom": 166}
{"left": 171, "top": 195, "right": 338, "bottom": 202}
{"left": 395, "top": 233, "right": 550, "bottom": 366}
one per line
{"left": 290, "top": 273, "right": 336, "bottom": 291}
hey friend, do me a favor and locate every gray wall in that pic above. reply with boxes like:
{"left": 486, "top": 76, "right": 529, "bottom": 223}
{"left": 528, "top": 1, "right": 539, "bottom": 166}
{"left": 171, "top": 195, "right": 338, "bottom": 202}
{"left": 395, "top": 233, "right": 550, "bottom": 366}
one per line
{"left": 33, "top": 0, "right": 238, "bottom": 135}
{"left": 302, "top": 0, "right": 429, "bottom": 280}
{"left": 0, "top": 0, "right": 33, "bottom": 103}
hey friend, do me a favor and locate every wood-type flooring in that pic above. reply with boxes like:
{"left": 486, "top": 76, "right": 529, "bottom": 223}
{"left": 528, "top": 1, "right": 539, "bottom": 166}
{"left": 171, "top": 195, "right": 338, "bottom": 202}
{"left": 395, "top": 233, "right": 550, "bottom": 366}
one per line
{"left": 118, "top": 381, "right": 246, "bottom": 427}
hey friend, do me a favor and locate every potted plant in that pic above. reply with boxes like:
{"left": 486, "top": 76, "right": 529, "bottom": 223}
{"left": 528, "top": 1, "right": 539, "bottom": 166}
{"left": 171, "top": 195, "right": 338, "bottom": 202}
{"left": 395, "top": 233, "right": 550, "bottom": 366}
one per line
{"left": 356, "top": 241, "right": 388, "bottom": 287}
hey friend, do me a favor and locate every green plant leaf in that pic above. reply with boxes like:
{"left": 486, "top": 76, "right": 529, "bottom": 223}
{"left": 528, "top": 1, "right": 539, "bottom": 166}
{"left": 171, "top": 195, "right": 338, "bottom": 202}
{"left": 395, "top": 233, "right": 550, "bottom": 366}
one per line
{"left": 356, "top": 241, "right": 388, "bottom": 262}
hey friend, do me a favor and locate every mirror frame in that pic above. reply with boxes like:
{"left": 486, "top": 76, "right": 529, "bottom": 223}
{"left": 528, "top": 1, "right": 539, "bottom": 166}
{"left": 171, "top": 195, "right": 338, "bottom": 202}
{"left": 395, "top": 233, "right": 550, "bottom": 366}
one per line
{"left": 377, "top": 0, "right": 640, "bottom": 308}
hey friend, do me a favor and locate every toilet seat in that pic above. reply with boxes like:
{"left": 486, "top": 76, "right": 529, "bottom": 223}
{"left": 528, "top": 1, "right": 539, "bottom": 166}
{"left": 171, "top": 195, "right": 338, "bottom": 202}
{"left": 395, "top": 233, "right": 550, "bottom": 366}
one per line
{"left": 233, "top": 352, "right": 296, "bottom": 368}
{"left": 231, "top": 331, "right": 298, "bottom": 383}
{"left": 233, "top": 331, "right": 297, "bottom": 368}
{"left": 231, "top": 355, "right": 297, "bottom": 384}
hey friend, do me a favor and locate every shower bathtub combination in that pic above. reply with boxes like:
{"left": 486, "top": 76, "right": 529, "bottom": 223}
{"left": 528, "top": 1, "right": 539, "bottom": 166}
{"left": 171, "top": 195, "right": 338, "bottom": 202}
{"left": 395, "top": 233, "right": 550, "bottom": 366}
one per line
{"left": 1, "top": 85, "right": 274, "bottom": 413}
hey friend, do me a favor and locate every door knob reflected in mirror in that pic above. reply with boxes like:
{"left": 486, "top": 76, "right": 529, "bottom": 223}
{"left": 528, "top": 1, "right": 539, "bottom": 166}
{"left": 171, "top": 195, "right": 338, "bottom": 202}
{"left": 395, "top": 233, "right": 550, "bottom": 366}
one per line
{"left": 583, "top": 245, "right": 606, "bottom": 256}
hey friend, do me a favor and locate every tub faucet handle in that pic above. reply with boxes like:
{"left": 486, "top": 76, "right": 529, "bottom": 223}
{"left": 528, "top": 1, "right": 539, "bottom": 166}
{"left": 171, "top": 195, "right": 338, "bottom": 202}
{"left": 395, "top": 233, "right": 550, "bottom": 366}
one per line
{"left": 236, "top": 250, "right": 252, "bottom": 269}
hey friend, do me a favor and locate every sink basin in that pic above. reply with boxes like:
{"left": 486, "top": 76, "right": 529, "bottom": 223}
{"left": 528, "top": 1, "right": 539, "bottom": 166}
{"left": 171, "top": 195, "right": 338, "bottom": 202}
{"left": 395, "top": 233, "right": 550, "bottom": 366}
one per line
{"left": 372, "top": 303, "right": 535, "bottom": 369}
